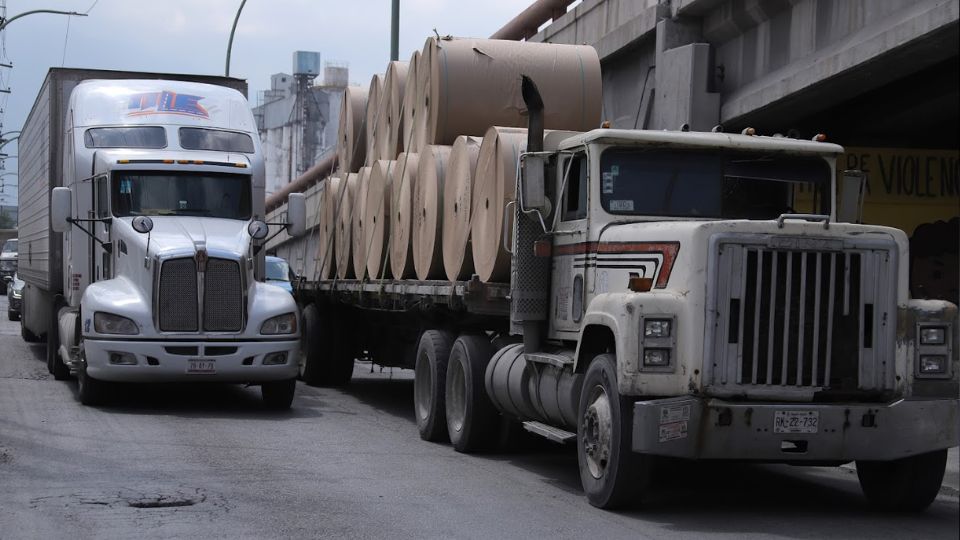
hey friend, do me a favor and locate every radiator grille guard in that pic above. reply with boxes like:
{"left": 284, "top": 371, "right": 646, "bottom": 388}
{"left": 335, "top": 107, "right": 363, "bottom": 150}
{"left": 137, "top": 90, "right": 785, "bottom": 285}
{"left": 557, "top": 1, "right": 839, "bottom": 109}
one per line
{"left": 705, "top": 234, "right": 898, "bottom": 401}
{"left": 158, "top": 256, "right": 244, "bottom": 333}
{"left": 203, "top": 259, "right": 243, "bottom": 331}
{"left": 158, "top": 258, "right": 199, "bottom": 332}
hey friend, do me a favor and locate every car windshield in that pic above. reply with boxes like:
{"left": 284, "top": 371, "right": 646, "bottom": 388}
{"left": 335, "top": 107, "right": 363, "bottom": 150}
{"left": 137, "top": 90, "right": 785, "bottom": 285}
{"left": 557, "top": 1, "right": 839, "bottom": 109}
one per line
{"left": 599, "top": 148, "right": 831, "bottom": 219}
{"left": 266, "top": 259, "right": 290, "bottom": 281}
{"left": 112, "top": 172, "right": 251, "bottom": 219}
{"left": 1, "top": 240, "right": 15, "bottom": 253}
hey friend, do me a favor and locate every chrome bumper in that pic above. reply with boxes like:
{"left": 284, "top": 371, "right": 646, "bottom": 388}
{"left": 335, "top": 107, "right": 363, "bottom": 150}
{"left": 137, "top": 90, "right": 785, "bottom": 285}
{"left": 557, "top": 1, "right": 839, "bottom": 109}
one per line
{"left": 633, "top": 396, "right": 959, "bottom": 461}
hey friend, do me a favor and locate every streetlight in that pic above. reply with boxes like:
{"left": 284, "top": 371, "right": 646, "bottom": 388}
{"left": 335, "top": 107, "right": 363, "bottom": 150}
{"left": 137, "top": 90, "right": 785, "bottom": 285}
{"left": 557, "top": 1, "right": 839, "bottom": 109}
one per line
{"left": 0, "top": 9, "right": 88, "bottom": 32}
{"left": 0, "top": 135, "right": 19, "bottom": 151}
{"left": 225, "top": 0, "right": 249, "bottom": 77}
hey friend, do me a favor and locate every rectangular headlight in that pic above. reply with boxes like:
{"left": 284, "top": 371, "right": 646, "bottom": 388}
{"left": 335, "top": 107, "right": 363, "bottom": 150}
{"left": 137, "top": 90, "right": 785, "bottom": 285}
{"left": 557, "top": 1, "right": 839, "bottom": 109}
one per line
{"left": 260, "top": 313, "right": 297, "bottom": 335}
{"left": 94, "top": 312, "right": 139, "bottom": 335}
{"left": 643, "top": 348, "right": 670, "bottom": 367}
{"left": 920, "top": 327, "right": 946, "bottom": 346}
{"left": 644, "top": 319, "right": 672, "bottom": 338}
{"left": 919, "top": 355, "right": 947, "bottom": 374}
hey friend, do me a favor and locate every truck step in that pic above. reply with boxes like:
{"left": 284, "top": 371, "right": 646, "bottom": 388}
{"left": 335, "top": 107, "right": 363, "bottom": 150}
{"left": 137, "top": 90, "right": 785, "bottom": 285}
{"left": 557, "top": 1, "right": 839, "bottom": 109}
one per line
{"left": 522, "top": 421, "right": 576, "bottom": 444}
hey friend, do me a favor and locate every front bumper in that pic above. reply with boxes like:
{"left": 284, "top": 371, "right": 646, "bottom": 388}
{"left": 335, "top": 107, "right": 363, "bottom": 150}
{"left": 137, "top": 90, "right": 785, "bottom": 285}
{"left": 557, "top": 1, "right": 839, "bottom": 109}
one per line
{"left": 84, "top": 338, "right": 299, "bottom": 383}
{"left": 633, "top": 396, "right": 959, "bottom": 462}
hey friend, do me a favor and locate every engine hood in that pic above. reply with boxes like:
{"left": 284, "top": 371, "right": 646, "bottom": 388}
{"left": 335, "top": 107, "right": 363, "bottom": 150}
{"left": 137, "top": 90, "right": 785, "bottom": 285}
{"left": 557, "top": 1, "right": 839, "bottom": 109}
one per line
{"left": 122, "top": 215, "right": 252, "bottom": 259}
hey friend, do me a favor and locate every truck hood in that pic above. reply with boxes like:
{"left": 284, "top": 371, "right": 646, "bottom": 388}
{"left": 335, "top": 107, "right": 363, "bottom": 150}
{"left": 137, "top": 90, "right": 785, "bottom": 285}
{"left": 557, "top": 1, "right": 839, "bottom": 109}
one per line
{"left": 123, "top": 216, "right": 253, "bottom": 258}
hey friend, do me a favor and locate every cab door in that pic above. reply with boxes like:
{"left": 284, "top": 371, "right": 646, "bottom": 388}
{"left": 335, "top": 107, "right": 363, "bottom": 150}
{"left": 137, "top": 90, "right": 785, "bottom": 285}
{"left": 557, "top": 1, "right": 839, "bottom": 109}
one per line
{"left": 550, "top": 150, "right": 589, "bottom": 337}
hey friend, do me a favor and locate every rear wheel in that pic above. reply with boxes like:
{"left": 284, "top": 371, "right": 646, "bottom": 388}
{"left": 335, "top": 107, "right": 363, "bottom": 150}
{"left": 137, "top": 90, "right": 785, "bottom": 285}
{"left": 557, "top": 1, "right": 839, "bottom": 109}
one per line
{"left": 8, "top": 309, "right": 17, "bottom": 321}
{"left": 445, "top": 333, "right": 498, "bottom": 453}
{"left": 262, "top": 378, "right": 297, "bottom": 410}
{"left": 414, "top": 329, "right": 454, "bottom": 442}
{"left": 856, "top": 449, "right": 947, "bottom": 512}
{"left": 577, "top": 353, "right": 651, "bottom": 509}
{"left": 48, "top": 311, "right": 70, "bottom": 380}
{"left": 20, "top": 319, "right": 41, "bottom": 343}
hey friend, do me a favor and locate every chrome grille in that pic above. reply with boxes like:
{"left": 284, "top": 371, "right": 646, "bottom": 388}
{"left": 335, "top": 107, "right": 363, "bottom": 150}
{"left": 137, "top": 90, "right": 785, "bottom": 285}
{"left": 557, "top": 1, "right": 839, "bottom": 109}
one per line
{"left": 707, "top": 235, "right": 897, "bottom": 399}
{"left": 159, "top": 258, "right": 199, "bottom": 332}
{"left": 203, "top": 258, "right": 243, "bottom": 332}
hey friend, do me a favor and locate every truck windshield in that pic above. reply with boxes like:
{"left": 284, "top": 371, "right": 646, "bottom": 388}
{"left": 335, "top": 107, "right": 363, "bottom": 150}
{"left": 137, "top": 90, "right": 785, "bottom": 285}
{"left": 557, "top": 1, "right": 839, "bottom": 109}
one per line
{"left": 599, "top": 148, "right": 831, "bottom": 219}
{"left": 111, "top": 171, "right": 252, "bottom": 219}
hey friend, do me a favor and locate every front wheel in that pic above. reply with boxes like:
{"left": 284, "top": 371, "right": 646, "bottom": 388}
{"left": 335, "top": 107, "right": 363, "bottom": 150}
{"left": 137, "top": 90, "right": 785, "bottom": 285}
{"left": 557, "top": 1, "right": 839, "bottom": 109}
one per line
{"left": 77, "top": 357, "right": 109, "bottom": 406}
{"left": 300, "top": 304, "right": 354, "bottom": 387}
{"left": 856, "top": 449, "right": 947, "bottom": 512}
{"left": 261, "top": 378, "right": 297, "bottom": 410}
{"left": 577, "top": 353, "right": 651, "bottom": 509}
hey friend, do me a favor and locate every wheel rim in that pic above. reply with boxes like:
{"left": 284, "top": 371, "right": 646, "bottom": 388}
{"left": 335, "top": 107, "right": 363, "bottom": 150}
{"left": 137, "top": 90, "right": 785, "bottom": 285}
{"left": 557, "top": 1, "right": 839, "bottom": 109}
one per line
{"left": 414, "top": 354, "right": 432, "bottom": 421}
{"left": 447, "top": 357, "right": 466, "bottom": 433}
{"left": 582, "top": 384, "right": 613, "bottom": 480}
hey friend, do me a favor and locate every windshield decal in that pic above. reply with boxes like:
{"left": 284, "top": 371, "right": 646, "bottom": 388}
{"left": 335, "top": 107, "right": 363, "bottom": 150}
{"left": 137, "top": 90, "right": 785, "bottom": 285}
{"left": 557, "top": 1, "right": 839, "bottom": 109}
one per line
{"left": 127, "top": 91, "right": 209, "bottom": 119}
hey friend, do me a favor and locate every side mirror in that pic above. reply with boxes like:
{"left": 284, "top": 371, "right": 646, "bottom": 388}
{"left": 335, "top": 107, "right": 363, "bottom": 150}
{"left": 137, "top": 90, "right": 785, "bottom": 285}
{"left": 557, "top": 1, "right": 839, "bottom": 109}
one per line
{"left": 837, "top": 170, "right": 866, "bottom": 224}
{"left": 286, "top": 193, "right": 306, "bottom": 238}
{"left": 248, "top": 219, "right": 269, "bottom": 240}
{"left": 51, "top": 187, "right": 72, "bottom": 233}
{"left": 131, "top": 216, "right": 154, "bottom": 234}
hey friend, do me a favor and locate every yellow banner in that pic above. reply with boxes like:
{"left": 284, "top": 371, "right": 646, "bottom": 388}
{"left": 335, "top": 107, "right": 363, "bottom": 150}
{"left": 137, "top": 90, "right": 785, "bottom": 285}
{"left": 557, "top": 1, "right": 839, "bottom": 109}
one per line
{"left": 838, "top": 147, "right": 959, "bottom": 236}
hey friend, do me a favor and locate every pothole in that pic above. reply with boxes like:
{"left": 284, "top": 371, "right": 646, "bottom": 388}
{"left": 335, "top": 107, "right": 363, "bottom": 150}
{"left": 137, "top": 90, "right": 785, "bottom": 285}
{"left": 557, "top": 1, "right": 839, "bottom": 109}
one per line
{"left": 125, "top": 493, "right": 205, "bottom": 508}
{"left": 33, "top": 486, "right": 217, "bottom": 512}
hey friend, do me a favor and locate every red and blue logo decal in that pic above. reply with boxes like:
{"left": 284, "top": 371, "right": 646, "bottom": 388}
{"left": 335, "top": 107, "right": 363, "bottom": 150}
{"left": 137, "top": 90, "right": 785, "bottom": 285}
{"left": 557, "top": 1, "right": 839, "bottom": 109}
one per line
{"left": 127, "top": 91, "right": 208, "bottom": 119}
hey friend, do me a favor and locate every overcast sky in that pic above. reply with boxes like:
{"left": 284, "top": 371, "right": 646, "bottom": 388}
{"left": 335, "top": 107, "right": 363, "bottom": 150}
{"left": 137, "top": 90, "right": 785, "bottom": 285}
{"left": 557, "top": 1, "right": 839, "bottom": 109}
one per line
{"left": 0, "top": 0, "right": 537, "bottom": 204}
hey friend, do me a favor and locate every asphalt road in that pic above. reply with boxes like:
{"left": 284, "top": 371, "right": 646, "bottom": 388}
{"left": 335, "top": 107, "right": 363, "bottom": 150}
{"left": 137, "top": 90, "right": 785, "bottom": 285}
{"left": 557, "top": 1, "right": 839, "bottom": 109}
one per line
{"left": 1, "top": 294, "right": 958, "bottom": 539}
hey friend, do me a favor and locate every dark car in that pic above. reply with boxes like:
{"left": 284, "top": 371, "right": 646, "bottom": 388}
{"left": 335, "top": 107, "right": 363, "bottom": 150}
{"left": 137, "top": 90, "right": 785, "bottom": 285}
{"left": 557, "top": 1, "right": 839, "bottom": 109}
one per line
{"left": 7, "top": 273, "right": 24, "bottom": 321}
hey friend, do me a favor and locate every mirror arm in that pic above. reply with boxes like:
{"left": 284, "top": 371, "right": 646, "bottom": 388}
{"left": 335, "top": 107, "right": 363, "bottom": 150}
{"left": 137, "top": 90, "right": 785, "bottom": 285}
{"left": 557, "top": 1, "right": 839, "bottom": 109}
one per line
{"left": 65, "top": 218, "right": 113, "bottom": 251}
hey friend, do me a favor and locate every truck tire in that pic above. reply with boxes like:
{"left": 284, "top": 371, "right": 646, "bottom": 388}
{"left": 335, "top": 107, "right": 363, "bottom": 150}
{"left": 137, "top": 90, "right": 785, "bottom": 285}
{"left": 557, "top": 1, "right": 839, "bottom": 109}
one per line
{"left": 577, "top": 353, "right": 650, "bottom": 509}
{"left": 47, "top": 314, "right": 70, "bottom": 381}
{"left": 856, "top": 449, "right": 947, "bottom": 512}
{"left": 8, "top": 308, "right": 17, "bottom": 321}
{"left": 301, "top": 305, "right": 354, "bottom": 387}
{"left": 261, "top": 378, "right": 297, "bottom": 410}
{"left": 21, "top": 319, "right": 41, "bottom": 343}
{"left": 77, "top": 357, "right": 108, "bottom": 406}
{"left": 414, "top": 329, "right": 454, "bottom": 442}
{"left": 445, "top": 333, "right": 498, "bottom": 453}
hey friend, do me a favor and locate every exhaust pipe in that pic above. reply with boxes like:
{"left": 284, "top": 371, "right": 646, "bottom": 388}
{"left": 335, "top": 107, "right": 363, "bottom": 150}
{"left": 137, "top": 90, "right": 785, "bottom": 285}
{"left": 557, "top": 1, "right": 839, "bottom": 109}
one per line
{"left": 520, "top": 74, "right": 544, "bottom": 354}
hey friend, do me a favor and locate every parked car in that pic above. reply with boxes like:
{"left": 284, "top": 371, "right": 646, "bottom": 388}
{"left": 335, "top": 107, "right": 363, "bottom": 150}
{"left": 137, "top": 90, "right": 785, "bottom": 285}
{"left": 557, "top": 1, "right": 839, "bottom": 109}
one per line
{"left": 7, "top": 273, "right": 24, "bottom": 321}
{"left": 265, "top": 256, "right": 294, "bottom": 294}
{"left": 0, "top": 238, "right": 16, "bottom": 295}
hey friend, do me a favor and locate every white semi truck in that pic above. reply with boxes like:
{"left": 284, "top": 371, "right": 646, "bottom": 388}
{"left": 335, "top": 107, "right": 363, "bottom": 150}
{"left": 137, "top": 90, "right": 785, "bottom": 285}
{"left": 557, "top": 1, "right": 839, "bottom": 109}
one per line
{"left": 18, "top": 68, "right": 306, "bottom": 408}
{"left": 272, "top": 78, "right": 958, "bottom": 510}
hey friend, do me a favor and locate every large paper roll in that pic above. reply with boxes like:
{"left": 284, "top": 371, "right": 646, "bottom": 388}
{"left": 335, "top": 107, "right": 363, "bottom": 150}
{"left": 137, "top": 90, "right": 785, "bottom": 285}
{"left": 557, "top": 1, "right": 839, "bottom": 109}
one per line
{"left": 471, "top": 128, "right": 580, "bottom": 282}
{"left": 419, "top": 37, "right": 601, "bottom": 146}
{"left": 407, "top": 42, "right": 433, "bottom": 154}
{"left": 317, "top": 176, "right": 341, "bottom": 279}
{"left": 352, "top": 166, "right": 373, "bottom": 279}
{"left": 335, "top": 173, "right": 358, "bottom": 279}
{"left": 364, "top": 160, "right": 395, "bottom": 279}
{"left": 390, "top": 152, "right": 419, "bottom": 279}
{"left": 379, "top": 61, "right": 409, "bottom": 161}
{"left": 337, "top": 86, "right": 368, "bottom": 173}
{"left": 364, "top": 74, "right": 385, "bottom": 165}
{"left": 410, "top": 145, "right": 450, "bottom": 280}
{"left": 441, "top": 136, "right": 483, "bottom": 281}
{"left": 401, "top": 50, "right": 421, "bottom": 155}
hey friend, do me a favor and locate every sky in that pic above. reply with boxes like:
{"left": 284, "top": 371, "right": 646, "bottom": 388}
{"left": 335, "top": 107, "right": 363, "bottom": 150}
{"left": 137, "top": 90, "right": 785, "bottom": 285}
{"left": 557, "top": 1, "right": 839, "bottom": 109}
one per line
{"left": 0, "top": 0, "right": 540, "bottom": 205}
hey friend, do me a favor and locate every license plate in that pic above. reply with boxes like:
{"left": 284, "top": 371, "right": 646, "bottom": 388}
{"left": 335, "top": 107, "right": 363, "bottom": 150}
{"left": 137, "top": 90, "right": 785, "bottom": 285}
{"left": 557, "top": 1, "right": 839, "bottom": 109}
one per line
{"left": 187, "top": 359, "right": 216, "bottom": 374}
{"left": 774, "top": 410, "right": 819, "bottom": 434}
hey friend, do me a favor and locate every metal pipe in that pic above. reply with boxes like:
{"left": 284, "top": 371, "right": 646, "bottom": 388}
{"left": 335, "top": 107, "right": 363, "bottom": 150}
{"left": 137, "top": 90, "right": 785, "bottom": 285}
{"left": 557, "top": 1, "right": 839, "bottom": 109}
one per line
{"left": 490, "top": 0, "right": 574, "bottom": 41}
{"left": 225, "top": 0, "right": 248, "bottom": 77}
{"left": 264, "top": 153, "right": 337, "bottom": 212}
{"left": 390, "top": 0, "right": 400, "bottom": 61}
{"left": 0, "top": 9, "right": 87, "bottom": 32}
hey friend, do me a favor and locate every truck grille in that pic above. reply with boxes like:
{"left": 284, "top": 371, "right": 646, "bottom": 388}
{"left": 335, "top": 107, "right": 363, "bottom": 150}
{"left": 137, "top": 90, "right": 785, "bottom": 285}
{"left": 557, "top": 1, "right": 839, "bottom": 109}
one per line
{"left": 707, "top": 235, "right": 897, "bottom": 399}
{"left": 158, "top": 256, "right": 243, "bottom": 333}
{"left": 158, "top": 258, "right": 199, "bottom": 332}
{"left": 203, "top": 258, "right": 243, "bottom": 331}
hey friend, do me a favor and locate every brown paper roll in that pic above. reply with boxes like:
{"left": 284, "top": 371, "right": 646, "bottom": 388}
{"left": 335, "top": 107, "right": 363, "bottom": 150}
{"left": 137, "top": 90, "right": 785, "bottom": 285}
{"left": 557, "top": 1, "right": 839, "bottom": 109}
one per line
{"left": 441, "top": 136, "right": 483, "bottom": 281}
{"left": 364, "top": 160, "right": 395, "bottom": 279}
{"left": 317, "top": 176, "right": 341, "bottom": 279}
{"left": 470, "top": 128, "right": 580, "bottom": 282}
{"left": 407, "top": 41, "right": 433, "bottom": 153}
{"left": 337, "top": 86, "right": 368, "bottom": 173}
{"left": 381, "top": 61, "right": 409, "bottom": 160}
{"left": 420, "top": 37, "right": 602, "bottom": 146}
{"left": 408, "top": 145, "right": 449, "bottom": 280}
{"left": 390, "top": 152, "right": 419, "bottom": 279}
{"left": 402, "top": 50, "right": 420, "bottom": 155}
{"left": 352, "top": 166, "right": 372, "bottom": 279}
{"left": 335, "top": 173, "right": 358, "bottom": 279}
{"left": 364, "top": 74, "right": 385, "bottom": 165}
